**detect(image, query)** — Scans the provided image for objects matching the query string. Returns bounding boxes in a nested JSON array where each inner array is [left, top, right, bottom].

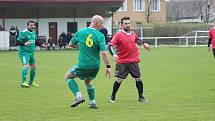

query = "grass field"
[[0, 47, 215, 121]]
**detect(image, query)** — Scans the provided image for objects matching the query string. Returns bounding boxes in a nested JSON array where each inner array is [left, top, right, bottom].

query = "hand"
[[113, 54, 119, 63], [208, 47, 211, 52], [143, 43, 150, 51], [24, 41, 31, 46], [41, 44, 48, 48], [69, 44, 77, 48], [106, 68, 111, 79]]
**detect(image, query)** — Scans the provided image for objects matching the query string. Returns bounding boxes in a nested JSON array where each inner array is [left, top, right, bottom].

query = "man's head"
[[90, 15, 104, 30], [120, 16, 131, 32], [27, 20, 36, 31]]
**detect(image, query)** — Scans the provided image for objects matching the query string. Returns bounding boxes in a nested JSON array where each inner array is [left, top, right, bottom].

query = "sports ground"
[[0, 47, 214, 121]]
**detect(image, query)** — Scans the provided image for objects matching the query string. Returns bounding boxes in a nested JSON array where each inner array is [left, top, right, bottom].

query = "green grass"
[[0, 47, 215, 121]]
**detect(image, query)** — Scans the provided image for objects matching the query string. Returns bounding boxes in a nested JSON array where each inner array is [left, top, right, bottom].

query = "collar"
[[121, 30, 131, 35]]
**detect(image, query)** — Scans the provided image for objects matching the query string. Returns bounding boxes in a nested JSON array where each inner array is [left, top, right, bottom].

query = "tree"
[[145, 0, 153, 23]]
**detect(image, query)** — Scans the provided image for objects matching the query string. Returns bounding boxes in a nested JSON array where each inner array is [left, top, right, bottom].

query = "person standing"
[[9, 25, 17, 46], [108, 16, 150, 103], [65, 15, 111, 109], [100, 26, 108, 45], [16, 20, 45, 87], [208, 19, 215, 58]]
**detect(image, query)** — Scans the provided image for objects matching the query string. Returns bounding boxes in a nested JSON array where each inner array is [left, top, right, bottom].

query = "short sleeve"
[[99, 34, 107, 51], [110, 33, 119, 46], [71, 32, 79, 45], [17, 31, 26, 42]]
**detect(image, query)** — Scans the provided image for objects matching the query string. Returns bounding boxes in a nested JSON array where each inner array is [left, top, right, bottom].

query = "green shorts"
[[70, 64, 99, 80], [19, 54, 36, 65]]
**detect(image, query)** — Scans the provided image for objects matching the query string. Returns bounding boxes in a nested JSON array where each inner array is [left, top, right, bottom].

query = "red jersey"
[[209, 27, 215, 48], [110, 30, 140, 64]]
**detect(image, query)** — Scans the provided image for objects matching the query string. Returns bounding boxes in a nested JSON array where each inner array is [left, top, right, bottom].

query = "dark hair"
[[121, 16, 130, 24], [27, 20, 35, 26]]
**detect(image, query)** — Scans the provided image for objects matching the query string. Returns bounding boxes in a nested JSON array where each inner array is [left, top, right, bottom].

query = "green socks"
[[87, 84, 95, 101], [67, 79, 95, 103], [67, 79, 80, 96], [29, 69, 36, 84], [21, 67, 28, 83]]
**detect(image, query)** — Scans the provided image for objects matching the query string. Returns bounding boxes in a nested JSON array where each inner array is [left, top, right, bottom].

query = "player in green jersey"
[[65, 15, 111, 109], [16, 20, 45, 88]]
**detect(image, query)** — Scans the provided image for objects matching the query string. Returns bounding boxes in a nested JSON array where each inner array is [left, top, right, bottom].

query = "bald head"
[[90, 15, 104, 30], [91, 15, 104, 23]]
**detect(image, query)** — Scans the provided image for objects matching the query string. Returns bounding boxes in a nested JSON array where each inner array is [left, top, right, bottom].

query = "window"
[[133, 0, 144, 11], [150, 0, 160, 12], [118, 0, 127, 11]]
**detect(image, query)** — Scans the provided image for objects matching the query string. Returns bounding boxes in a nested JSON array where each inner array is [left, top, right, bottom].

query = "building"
[[166, 0, 215, 23], [0, 0, 123, 44], [113, 0, 166, 27]]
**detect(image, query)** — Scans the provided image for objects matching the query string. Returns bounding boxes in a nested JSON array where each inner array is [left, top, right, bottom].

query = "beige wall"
[[113, 0, 166, 27]]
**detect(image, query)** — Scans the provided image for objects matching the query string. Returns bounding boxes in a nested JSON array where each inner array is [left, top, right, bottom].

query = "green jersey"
[[71, 27, 106, 68], [17, 28, 37, 55]]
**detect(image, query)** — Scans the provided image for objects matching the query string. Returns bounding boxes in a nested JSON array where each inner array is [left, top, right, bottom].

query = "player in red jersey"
[[208, 19, 215, 58], [108, 16, 150, 103]]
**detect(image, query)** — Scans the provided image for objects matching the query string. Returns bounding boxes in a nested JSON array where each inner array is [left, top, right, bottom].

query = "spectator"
[[9, 25, 17, 46], [15, 26, 19, 38], [100, 26, 108, 45], [66, 32, 72, 45], [47, 37, 55, 50]]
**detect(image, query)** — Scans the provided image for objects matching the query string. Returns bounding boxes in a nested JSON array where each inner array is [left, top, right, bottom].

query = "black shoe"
[[138, 96, 147, 102], [70, 98, 85, 108], [109, 96, 116, 103], [88, 103, 98, 109]]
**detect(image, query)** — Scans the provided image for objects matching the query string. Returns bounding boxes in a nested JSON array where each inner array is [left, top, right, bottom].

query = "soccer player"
[[208, 19, 215, 58], [108, 16, 150, 103], [16, 20, 45, 88], [65, 15, 111, 109]]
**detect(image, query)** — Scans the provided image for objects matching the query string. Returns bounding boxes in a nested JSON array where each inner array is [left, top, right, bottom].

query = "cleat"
[[138, 96, 147, 102], [70, 98, 85, 108], [109, 96, 116, 103], [88, 103, 98, 109], [29, 82, 40, 87], [21, 82, 30, 88]]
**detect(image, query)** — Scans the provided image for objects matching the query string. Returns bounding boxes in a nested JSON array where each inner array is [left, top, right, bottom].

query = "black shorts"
[[115, 62, 141, 79]]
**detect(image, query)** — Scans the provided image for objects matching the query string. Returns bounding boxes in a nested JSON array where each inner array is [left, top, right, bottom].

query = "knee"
[[116, 78, 123, 84], [65, 72, 75, 80], [23, 64, 30, 69], [85, 79, 91, 85], [30, 64, 36, 70], [135, 78, 142, 82]]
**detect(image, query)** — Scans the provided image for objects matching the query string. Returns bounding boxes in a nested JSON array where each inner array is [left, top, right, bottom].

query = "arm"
[[101, 51, 111, 79], [136, 39, 151, 51], [107, 43, 119, 62], [16, 32, 31, 46], [69, 40, 78, 48], [69, 32, 79, 48]]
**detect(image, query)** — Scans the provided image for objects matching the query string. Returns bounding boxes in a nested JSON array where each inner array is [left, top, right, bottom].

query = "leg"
[[213, 48, 215, 59], [20, 55, 30, 87], [85, 79, 97, 109], [65, 67, 85, 107], [29, 64, 39, 86], [129, 63, 146, 102], [110, 64, 128, 102], [28, 55, 39, 86], [21, 64, 30, 87], [110, 78, 123, 103]]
